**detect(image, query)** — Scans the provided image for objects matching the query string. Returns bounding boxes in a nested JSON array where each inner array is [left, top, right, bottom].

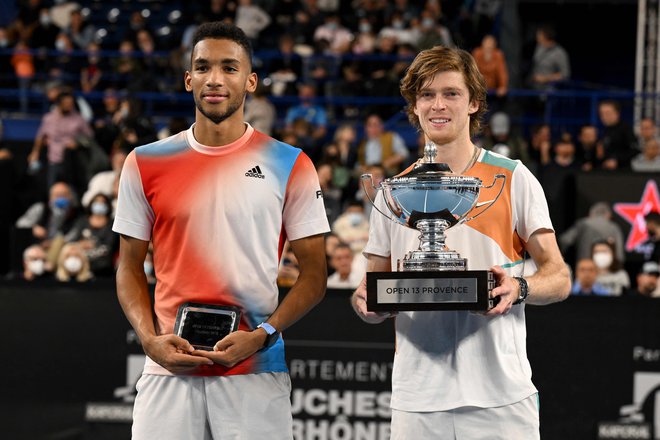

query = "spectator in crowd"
[[143, 243, 156, 284], [627, 261, 660, 297], [284, 83, 328, 142], [16, 181, 82, 248], [317, 163, 343, 225], [276, 242, 300, 288], [55, 242, 93, 282], [80, 42, 105, 94], [560, 201, 625, 264], [21, 243, 52, 281], [356, 113, 409, 176], [65, 8, 95, 50], [481, 112, 530, 164], [44, 80, 93, 122], [640, 212, 660, 263], [28, 90, 94, 188], [332, 200, 370, 256], [356, 163, 385, 218], [526, 123, 551, 172], [29, 7, 59, 52], [10, 39, 35, 113], [472, 34, 508, 99], [268, 34, 303, 96], [591, 240, 630, 296], [327, 242, 362, 289], [415, 9, 454, 50], [112, 39, 142, 91], [49, 32, 82, 86], [571, 258, 610, 296], [235, 0, 272, 45], [528, 24, 570, 90], [636, 117, 658, 151], [69, 193, 117, 277], [598, 100, 637, 170], [313, 13, 352, 54], [324, 231, 341, 276], [538, 136, 580, 233], [630, 138, 660, 172], [576, 124, 602, 171], [377, 11, 416, 46], [351, 18, 377, 56], [244, 81, 276, 135]]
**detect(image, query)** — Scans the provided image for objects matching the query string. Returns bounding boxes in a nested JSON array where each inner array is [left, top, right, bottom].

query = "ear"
[[246, 72, 258, 93], [184, 71, 192, 92], [468, 100, 479, 115]]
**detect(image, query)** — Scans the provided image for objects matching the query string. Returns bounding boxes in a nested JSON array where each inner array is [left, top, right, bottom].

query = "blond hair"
[[55, 243, 94, 282], [400, 45, 488, 136]]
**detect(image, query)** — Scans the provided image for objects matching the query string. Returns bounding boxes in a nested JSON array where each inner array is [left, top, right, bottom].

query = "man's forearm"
[[116, 264, 157, 344]]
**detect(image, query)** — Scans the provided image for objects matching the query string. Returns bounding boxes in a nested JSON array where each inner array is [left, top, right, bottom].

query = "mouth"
[[429, 117, 450, 127], [202, 93, 228, 103]]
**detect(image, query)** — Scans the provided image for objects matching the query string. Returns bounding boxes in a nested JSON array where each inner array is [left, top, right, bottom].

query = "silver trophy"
[[361, 142, 506, 311]]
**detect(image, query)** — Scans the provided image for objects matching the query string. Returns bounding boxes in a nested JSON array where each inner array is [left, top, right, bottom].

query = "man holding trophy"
[[113, 23, 329, 438], [351, 45, 571, 438]]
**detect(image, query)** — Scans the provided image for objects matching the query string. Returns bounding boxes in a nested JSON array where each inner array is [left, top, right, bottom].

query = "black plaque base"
[[366, 270, 495, 311], [174, 303, 241, 350]]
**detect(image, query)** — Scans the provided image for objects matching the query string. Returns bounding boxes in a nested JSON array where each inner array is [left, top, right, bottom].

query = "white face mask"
[[55, 39, 67, 51], [143, 261, 153, 276], [347, 212, 364, 227], [593, 252, 613, 269], [28, 259, 45, 276], [90, 202, 109, 216], [63, 256, 83, 274]]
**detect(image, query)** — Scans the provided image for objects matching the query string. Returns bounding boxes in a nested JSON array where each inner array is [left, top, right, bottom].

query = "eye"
[[224, 66, 238, 73]]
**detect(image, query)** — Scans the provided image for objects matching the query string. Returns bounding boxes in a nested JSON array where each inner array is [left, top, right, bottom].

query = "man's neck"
[[432, 139, 478, 174], [193, 113, 247, 146]]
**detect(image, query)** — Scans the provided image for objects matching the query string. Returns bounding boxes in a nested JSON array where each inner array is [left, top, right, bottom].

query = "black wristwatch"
[[512, 277, 529, 305], [256, 322, 279, 348]]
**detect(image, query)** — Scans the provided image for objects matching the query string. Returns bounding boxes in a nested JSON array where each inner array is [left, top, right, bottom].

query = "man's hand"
[[351, 275, 397, 324], [193, 330, 265, 368], [484, 265, 520, 316], [142, 334, 214, 374]]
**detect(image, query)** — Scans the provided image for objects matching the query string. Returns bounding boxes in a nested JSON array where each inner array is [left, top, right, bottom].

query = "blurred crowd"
[[0, 0, 658, 298]]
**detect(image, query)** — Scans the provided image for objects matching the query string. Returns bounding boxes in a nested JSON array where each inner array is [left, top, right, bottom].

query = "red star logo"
[[613, 180, 660, 251]]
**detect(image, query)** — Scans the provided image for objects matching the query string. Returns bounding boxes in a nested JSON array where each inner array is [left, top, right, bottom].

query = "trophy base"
[[366, 270, 495, 311], [398, 249, 467, 271]]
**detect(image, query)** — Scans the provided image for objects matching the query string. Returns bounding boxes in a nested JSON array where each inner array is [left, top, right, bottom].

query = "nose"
[[206, 66, 224, 87], [431, 95, 447, 111]]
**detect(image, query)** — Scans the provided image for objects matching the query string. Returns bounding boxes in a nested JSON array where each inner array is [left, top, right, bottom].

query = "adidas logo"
[[245, 165, 265, 179]]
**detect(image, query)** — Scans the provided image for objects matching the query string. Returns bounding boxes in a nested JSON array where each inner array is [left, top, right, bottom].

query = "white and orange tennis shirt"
[[365, 149, 554, 412], [113, 124, 330, 376]]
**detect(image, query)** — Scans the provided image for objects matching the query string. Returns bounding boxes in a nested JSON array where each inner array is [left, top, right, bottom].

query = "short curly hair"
[[400, 45, 487, 137], [191, 22, 253, 70]]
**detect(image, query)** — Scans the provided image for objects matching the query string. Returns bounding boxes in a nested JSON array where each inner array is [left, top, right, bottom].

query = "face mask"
[[347, 212, 364, 227], [0, 39, 8, 48], [63, 256, 83, 274], [28, 259, 45, 276], [359, 23, 371, 33], [52, 197, 71, 210], [326, 22, 337, 30], [593, 252, 613, 269], [422, 18, 435, 28], [144, 261, 153, 276], [40, 14, 51, 26], [90, 202, 109, 216], [55, 39, 67, 51], [392, 20, 404, 29]]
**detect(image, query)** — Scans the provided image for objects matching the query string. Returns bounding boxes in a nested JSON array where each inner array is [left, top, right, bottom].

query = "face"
[[185, 38, 256, 125], [644, 140, 660, 159], [576, 259, 598, 286], [640, 119, 656, 140], [413, 71, 478, 146], [579, 126, 598, 146], [58, 95, 75, 113], [598, 103, 619, 126], [637, 273, 658, 295], [330, 247, 353, 275], [365, 115, 384, 139], [50, 182, 72, 202]]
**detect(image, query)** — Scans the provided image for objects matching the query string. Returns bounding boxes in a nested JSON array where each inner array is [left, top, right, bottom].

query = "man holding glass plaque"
[[113, 22, 329, 439], [351, 46, 571, 439]]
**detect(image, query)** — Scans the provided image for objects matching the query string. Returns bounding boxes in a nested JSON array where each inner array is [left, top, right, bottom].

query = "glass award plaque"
[[174, 303, 241, 350]]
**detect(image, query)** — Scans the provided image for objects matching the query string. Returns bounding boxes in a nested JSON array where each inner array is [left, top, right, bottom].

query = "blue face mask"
[[53, 197, 70, 210]]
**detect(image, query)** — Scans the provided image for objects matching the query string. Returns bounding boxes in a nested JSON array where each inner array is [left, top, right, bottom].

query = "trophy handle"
[[463, 174, 506, 223], [360, 174, 398, 223]]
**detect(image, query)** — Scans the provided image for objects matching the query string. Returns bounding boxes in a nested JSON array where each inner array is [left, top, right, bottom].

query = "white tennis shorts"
[[131, 372, 293, 440]]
